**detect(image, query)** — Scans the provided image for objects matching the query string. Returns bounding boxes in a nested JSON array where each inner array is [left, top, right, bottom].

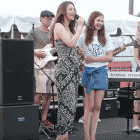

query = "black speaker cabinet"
[[0, 105, 39, 140], [108, 81, 120, 89], [47, 108, 58, 125], [0, 39, 34, 105], [100, 98, 118, 119], [118, 94, 134, 119]]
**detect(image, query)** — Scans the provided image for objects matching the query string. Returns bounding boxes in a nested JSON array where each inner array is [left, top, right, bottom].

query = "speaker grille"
[[0, 39, 34, 105]]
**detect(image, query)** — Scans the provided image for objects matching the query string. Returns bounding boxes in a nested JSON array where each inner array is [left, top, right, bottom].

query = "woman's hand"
[[79, 64, 83, 71], [85, 56, 94, 64], [77, 17, 85, 27], [77, 46, 85, 59]]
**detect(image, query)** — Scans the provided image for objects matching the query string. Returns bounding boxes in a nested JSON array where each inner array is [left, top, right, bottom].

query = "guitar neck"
[[113, 47, 121, 52], [113, 41, 135, 56]]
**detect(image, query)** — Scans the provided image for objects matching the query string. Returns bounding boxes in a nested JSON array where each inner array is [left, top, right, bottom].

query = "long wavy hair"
[[136, 21, 140, 40], [85, 11, 106, 46], [49, 1, 77, 46]]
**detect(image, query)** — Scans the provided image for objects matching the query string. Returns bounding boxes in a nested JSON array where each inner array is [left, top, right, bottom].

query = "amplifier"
[[0, 105, 39, 140], [118, 95, 134, 119], [104, 89, 118, 98], [100, 98, 118, 119], [108, 81, 120, 89]]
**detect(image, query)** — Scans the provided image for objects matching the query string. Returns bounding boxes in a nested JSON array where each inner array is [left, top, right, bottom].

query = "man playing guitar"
[[25, 10, 57, 127]]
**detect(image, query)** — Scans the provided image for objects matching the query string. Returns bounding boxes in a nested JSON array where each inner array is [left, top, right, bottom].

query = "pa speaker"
[[0, 39, 34, 106], [0, 105, 39, 140]]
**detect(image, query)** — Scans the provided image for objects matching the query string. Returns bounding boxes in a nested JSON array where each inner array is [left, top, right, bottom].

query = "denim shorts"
[[81, 65, 108, 94]]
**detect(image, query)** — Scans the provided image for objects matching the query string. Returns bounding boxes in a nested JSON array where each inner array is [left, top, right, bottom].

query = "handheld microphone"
[[75, 14, 90, 28]]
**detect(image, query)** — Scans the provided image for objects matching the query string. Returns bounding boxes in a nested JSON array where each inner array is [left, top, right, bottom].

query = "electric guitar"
[[113, 39, 137, 56], [34, 47, 58, 69]]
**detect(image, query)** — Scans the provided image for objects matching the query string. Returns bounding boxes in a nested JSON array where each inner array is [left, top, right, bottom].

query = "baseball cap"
[[40, 10, 55, 17]]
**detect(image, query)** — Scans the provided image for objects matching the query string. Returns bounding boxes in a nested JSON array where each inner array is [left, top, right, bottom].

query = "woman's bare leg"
[[133, 89, 140, 128], [84, 88, 95, 140], [90, 90, 104, 140]]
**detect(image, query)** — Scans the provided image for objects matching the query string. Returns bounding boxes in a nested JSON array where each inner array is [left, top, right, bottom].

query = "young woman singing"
[[49, 1, 85, 140]]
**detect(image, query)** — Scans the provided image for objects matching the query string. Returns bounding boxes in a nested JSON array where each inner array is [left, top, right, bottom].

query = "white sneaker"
[[78, 116, 101, 123], [98, 118, 101, 123], [78, 116, 84, 123], [132, 126, 140, 131]]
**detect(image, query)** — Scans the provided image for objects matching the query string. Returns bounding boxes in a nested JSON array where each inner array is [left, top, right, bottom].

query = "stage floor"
[[39, 117, 140, 140]]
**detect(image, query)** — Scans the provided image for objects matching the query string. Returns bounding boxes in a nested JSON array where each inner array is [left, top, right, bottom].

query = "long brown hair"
[[49, 1, 77, 46], [85, 11, 106, 46]]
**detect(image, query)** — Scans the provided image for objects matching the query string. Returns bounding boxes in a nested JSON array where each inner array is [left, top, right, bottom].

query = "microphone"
[[75, 14, 90, 28]]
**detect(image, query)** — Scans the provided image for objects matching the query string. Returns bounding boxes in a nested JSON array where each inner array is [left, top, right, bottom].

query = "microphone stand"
[[32, 23, 57, 137], [34, 61, 56, 137]]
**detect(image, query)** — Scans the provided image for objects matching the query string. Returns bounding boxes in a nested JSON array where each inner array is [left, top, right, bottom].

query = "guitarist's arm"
[[134, 41, 140, 70], [34, 43, 53, 57], [113, 45, 126, 56]]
